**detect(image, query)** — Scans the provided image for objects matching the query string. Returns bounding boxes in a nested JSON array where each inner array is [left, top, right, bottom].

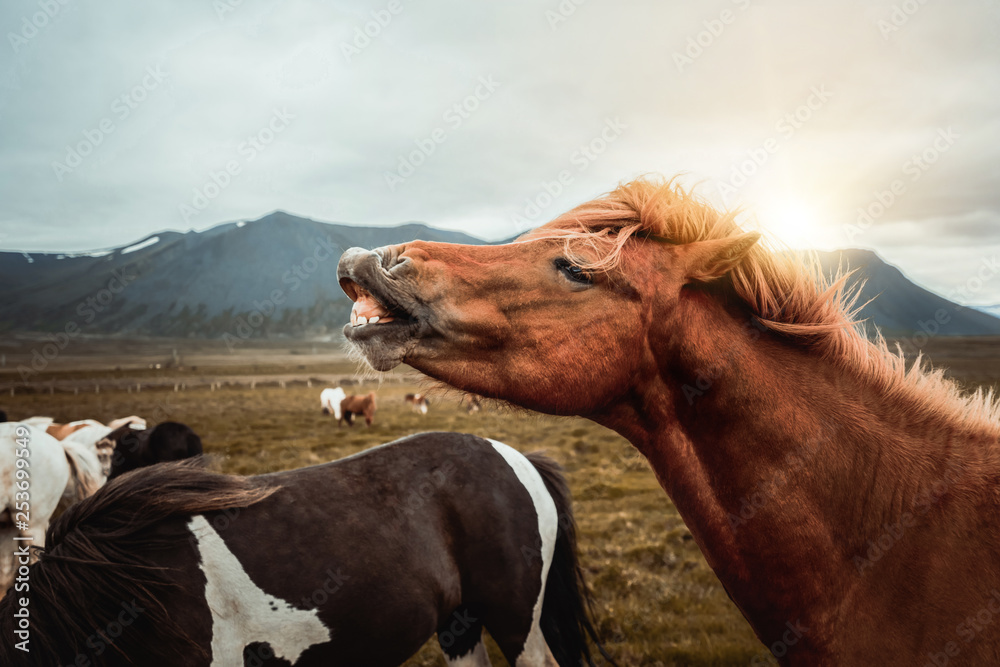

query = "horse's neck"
[[599, 296, 981, 647]]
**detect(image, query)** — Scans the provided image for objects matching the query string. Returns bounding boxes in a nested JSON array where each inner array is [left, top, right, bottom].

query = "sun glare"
[[753, 197, 831, 250]]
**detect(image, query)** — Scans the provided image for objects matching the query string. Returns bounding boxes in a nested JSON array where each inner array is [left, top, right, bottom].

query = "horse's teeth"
[[357, 316, 368, 326], [369, 316, 380, 324]]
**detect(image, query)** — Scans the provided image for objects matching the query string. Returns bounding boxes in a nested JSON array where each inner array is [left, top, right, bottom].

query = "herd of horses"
[[2, 176, 999, 665], [0, 414, 204, 595], [318, 387, 479, 428]]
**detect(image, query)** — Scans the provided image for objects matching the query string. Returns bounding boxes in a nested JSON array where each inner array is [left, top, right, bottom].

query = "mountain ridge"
[[1, 212, 998, 339]]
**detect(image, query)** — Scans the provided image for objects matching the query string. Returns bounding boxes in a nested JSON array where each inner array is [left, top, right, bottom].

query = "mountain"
[[1, 216, 998, 339], [815, 249, 1000, 337], [977, 304, 1000, 319], [0, 212, 487, 338]]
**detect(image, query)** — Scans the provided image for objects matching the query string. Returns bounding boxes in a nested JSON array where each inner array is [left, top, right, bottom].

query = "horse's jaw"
[[338, 247, 433, 372]]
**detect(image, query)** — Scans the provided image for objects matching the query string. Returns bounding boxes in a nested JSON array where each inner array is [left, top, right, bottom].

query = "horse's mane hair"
[[0, 459, 276, 665], [524, 176, 1000, 437]]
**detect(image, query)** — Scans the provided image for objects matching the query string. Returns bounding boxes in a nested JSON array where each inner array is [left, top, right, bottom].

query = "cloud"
[[0, 0, 998, 302]]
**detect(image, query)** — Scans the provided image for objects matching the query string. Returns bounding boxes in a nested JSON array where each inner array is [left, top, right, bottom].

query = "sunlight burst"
[[754, 197, 830, 250]]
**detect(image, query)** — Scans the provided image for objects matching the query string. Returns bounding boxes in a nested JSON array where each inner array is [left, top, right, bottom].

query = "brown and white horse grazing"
[[338, 177, 1000, 665], [405, 393, 430, 414], [0, 433, 610, 666], [319, 387, 346, 419], [339, 391, 377, 427]]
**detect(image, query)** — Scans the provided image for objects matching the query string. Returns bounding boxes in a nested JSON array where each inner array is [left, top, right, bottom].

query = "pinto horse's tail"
[[526, 453, 616, 667], [0, 459, 276, 666]]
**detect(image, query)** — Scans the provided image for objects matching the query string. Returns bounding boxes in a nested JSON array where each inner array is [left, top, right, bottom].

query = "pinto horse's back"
[[0, 433, 607, 666]]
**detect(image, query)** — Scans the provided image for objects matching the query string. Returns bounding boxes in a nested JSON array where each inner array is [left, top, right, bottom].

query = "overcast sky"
[[2, 0, 999, 306]]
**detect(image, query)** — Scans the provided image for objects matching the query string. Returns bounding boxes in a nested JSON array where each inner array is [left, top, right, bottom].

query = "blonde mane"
[[524, 176, 1000, 437]]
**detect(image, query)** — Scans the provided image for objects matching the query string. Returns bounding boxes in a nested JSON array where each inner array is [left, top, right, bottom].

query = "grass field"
[[3, 336, 1000, 665]]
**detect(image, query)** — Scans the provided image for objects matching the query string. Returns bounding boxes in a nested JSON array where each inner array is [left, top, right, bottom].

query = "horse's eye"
[[554, 258, 593, 285]]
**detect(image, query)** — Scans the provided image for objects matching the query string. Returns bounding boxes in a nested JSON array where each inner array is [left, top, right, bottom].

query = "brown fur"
[[45, 422, 93, 441], [339, 391, 377, 427]]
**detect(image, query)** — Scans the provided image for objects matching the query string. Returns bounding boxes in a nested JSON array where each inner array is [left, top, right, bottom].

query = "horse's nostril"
[[375, 246, 409, 273]]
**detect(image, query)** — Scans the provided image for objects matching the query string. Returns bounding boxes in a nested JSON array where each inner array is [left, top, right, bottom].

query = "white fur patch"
[[445, 640, 492, 666], [487, 440, 558, 666], [188, 515, 331, 666], [320, 387, 346, 420]]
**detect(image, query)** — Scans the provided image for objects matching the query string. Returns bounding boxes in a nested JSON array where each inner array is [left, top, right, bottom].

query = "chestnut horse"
[[338, 177, 1000, 665], [340, 391, 377, 427]]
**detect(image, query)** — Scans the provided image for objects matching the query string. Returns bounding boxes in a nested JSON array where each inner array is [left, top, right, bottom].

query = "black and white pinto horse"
[[0, 433, 610, 666]]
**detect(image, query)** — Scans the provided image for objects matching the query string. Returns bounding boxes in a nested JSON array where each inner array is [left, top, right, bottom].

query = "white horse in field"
[[320, 387, 346, 420], [0, 422, 105, 596]]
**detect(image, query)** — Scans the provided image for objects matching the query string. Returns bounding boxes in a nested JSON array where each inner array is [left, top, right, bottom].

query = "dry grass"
[[4, 380, 762, 665], [5, 336, 999, 665]]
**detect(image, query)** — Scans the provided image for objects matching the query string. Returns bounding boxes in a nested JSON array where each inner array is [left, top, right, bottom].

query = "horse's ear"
[[679, 232, 760, 283]]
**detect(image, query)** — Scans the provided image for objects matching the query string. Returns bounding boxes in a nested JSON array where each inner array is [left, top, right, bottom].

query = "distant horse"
[[338, 176, 1000, 664], [339, 391, 376, 427], [0, 433, 611, 666], [100, 421, 204, 480], [319, 387, 346, 419], [462, 395, 483, 414], [0, 423, 103, 596], [405, 393, 429, 414]]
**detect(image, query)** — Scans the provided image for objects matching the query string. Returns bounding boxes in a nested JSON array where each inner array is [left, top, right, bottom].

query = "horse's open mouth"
[[338, 247, 428, 370], [339, 280, 416, 332]]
